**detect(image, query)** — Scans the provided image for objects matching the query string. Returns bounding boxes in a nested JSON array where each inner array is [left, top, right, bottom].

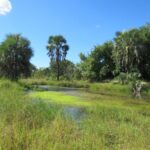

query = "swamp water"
[[31, 85, 87, 123]]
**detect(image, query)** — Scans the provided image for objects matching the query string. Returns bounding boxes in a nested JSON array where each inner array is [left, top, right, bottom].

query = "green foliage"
[[113, 24, 150, 80], [50, 60, 75, 80], [1, 21, 150, 150], [75, 23, 150, 81], [0, 34, 33, 80], [77, 42, 115, 81], [79, 52, 87, 61], [46, 35, 69, 80], [99, 65, 111, 79], [128, 72, 144, 98], [91, 42, 115, 80], [32, 67, 50, 78], [118, 72, 128, 84]]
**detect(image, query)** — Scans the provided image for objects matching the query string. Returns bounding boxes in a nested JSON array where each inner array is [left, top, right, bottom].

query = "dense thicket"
[[76, 42, 115, 81]]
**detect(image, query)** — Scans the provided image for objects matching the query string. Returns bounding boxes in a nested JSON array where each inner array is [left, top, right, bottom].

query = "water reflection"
[[64, 106, 86, 123], [32, 85, 86, 122], [33, 85, 82, 97]]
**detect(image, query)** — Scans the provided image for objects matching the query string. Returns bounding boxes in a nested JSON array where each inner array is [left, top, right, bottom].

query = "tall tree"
[[113, 29, 140, 73], [90, 42, 115, 80], [137, 24, 150, 79], [46, 35, 69, 80], [113, 24, 150, 79], [0, 34, 33, 80]]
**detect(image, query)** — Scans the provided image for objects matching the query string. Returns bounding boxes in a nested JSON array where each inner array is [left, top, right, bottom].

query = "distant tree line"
[[0, 23, 150, 81]]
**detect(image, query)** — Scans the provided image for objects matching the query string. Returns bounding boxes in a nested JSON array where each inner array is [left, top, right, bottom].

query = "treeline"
[[0, 23, 150, 81], [33, 23, 150, 81], [76, 23, 150, 81]]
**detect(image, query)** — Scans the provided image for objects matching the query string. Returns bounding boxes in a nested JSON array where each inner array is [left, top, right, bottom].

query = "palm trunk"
[[56, 48, 60, 81], [57, 61, 60, 81]]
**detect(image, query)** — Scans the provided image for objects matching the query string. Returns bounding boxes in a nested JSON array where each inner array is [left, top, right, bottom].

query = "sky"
[[0, 0, 150, 68]]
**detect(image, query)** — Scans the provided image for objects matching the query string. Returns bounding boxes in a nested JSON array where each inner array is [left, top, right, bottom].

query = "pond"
[[31, 85, 87, 122], [30, 85, 150, 123]]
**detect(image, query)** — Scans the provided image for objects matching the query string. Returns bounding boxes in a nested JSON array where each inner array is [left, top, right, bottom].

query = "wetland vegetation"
[[0, 23, 150, 149], [0, 80, 150, 149]]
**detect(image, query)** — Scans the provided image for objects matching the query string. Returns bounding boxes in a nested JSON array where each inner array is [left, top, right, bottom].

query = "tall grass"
[[20, 78, 150, 98], [0, 79, 150, 149], [0, 80, 60, 149], [19, 78, 131, 98], [19, 78, 90, 89], [29, 89, 150, 149]]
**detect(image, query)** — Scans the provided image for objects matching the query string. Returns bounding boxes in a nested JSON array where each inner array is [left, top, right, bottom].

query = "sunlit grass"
[[29, 90, 150, 149], [29, 90, 150, 110], [29, 91, 92, 106], [19, 78, 90, 88], [20, 78, 150, 98], [0, 79, 150, 149]]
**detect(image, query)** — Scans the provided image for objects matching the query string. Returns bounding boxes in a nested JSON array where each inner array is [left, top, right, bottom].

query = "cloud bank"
[[0, 0, 12, 15]]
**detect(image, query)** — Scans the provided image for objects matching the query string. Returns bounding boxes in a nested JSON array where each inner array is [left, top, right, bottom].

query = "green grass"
[[30, 91, 92, 106], [89, 82, 130, 96], [19, 78, 90, 89], [0, 79, 150, 149], [29, 89, 150, 149], [19, 78, 150, 97]]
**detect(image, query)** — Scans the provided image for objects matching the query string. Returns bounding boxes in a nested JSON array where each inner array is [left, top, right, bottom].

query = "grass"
[[19, 78, 150, 97], [0, 79, 150, 149], [30, 91, 92, 106], [19, 78, 90, 89], [89, 82, 130, 97], [29, 88, 150, 149], [0, 80, 60, 149]]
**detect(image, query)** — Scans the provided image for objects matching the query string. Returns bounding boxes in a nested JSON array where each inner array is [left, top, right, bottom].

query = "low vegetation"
[[19, 78, 90, 89], [0, 80, 150, 149], [19, 78, 150, 97]]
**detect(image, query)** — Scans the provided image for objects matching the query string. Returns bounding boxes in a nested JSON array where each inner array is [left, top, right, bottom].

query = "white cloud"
[[0, 0, 12, 15]]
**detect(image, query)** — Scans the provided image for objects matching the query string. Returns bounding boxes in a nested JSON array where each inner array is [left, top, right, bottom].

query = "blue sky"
[[0, 0, 150, 68]]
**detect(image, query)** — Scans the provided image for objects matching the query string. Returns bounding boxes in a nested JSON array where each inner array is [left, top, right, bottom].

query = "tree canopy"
[[0, 34, 33, 80], [113, 24, 150, 79]]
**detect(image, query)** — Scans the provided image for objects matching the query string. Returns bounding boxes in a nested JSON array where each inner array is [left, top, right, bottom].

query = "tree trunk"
[[56, 48, 60, 81], [57, 61, 60, 81]]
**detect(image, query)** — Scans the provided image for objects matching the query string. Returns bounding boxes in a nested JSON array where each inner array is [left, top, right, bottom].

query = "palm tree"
[[46, 35, 69, 80], [0, 34, 33, 80], [114, 29, 140, 73]]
